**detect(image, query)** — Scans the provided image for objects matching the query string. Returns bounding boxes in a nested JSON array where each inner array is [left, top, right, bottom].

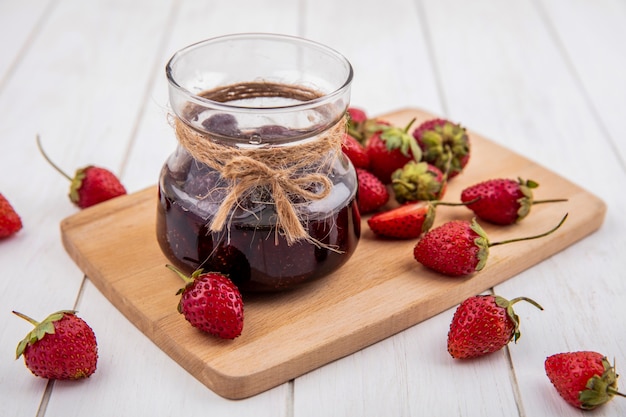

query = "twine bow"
[[173, 117, 345, 246]]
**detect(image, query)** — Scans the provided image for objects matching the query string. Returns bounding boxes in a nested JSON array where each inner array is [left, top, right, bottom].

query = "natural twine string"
[[173, 114, 346, 247]]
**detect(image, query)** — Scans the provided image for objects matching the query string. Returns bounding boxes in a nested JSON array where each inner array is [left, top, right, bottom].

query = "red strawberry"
[[367, 198, 470, 239], [461, 178, 567, 225], [341, 133, 370, 169], [545, 351, 626, 410], [167, 265, 244, 339], [37, 135, 126, 208], [412, 118, 470, 179], [391, 161, 446, 203], [346, 107, 374, 144], [366, 119, 422, 183], [447, 294, 543, 359], [368, 201, 436, 239], [13, 310, 98, 379], [413, 214, 568, 276], [0, 193, 22, 238], [356, 168, 389, 214], [347, 107, 367, 124]]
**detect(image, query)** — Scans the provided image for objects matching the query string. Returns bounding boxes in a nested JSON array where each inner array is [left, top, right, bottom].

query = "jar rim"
[[165, 33, 354, 114]]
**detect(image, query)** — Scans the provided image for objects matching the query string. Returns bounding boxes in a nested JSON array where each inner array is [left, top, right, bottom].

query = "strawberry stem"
[[36, 134, 73, 181], [508, 296, 544, 311], [608, 387, 626, 398], [489, 213, 568, 247], [165, 264, 194, 285], [12, 311, 40, 326], [434, 197, 480, 207], [532, 198, 568, 205], [402, 118, 423, 163], [403, 118, 417, 134]]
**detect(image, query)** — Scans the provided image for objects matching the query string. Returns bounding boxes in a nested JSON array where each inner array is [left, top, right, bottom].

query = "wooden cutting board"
[[60, 108, 606, 400]]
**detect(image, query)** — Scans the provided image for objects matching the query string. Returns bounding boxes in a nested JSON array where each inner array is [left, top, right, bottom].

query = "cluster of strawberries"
[[343, 107, 624, 411]]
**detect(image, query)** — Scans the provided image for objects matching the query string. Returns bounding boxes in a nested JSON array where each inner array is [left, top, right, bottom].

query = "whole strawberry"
[[461, 177, 567, 225], [167, 265, 244, 339], [356, 168, 389, 214], [37, 135, 126, 208], [366, 119, 422, 183], [447, 294, 543, 359], [13, 310, 98, 379], [413, 214, 567, 276], [391, 161, 446, 203], [545, 351, 626, 410], [412, 118, 470, 179], [0, 193, 22, 238], [341, 133, 370, 169]]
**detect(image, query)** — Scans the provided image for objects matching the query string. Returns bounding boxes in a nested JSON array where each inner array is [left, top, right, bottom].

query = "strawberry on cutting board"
[[366, 119, 422, 184], [447, 294, 543, 359], [356, 168, 389, 214], [167, 265, 244, 339], [545, 351, 626, 410], [391, 161, 446, 203], [461, 177, 567, 225], [346, 107, 369, 144], [368, 201, 436, 239], [341, 133, 370, 169], [367, 199, 470, 239], [13, 310, 98, 379], [37, 135, 126, 208], [0, 193, 22, 238], [413, 214, 568, 276], [412, 118, 470, 179]]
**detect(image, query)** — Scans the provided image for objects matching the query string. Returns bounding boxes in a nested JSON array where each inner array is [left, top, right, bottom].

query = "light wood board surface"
[[60, 108, 605, 400]]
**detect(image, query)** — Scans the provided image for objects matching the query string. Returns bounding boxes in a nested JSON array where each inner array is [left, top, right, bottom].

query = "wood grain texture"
[[59, 108, 606, 399]]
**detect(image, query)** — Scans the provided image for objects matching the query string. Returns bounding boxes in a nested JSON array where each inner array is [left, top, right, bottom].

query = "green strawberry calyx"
[[391, 161, 443, 203], [165, 264, 205, 313], [470, 218, 490, 272], [516, 177, 568, 221], [419, 122, 469, 173], [516, 178, 537, 220], [579, 357, 626, 409], [493, 296, 543, 343], [379, 119, 422, 162], [69, 167, 93, 204], [13, 310, 76, 359]]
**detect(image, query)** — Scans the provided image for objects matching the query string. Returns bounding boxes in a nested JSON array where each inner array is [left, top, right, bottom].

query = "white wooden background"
[[1, 0, 625, 416]]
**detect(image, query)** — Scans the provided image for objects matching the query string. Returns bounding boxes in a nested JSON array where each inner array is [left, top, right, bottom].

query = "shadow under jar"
[[157, 33, 360, 292]]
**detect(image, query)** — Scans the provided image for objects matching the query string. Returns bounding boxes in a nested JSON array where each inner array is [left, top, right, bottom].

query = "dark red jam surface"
[[156, 171, 360, 292]]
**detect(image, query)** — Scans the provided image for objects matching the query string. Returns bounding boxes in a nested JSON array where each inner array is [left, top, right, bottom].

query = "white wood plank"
[[535, 0, 626, 164], [0, 0, 51, 83], [300, 0, 443, 116]]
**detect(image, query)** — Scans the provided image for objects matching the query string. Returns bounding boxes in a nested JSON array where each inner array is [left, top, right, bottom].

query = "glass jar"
[[157, 33, 360, 292]]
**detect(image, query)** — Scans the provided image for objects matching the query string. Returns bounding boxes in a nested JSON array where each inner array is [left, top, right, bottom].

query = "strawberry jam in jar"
[[157, 34, 360, 292]]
